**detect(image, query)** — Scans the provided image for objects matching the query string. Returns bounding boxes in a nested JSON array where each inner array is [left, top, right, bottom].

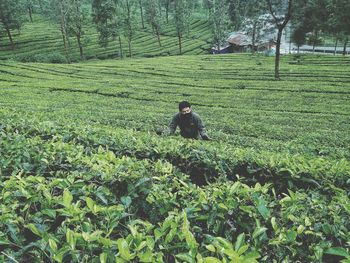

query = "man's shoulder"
[[191, 112, 201, 120], [172, 112, 180, 119]]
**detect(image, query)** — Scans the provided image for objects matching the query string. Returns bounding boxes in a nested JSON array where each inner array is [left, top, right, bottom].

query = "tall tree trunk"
[[178, 32, 182, 55], [61, 28, 70, 63], [165, 0, 170, 23], [139, 0, 145, 29], [60, 3, 70, 63], [251, 20, 257, 54], [156, 29, 162, 47], [28, 6, 33, 22], [5, 27, 15, 50], [118, 36, 123, 59], [297, 45, 300, 53], [266, 0, 292, 80], [128, 40, 132, 57], [274, 28, 283, 80], [289, 29, 292, 54], [334, 37, 338, 55], [76, 33, 84, 60], [312, 31, 318, 53], [343, 37, 348, 56]]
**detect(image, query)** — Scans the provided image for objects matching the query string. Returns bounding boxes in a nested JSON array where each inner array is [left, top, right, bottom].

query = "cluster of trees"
[[0, 0, 349, 79], [0, 0, 201, 60], [291, 0, 350, 55], [0, 0, 90, 62]]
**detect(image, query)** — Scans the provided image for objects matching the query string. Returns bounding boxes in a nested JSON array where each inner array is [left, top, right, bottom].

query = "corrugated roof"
[[228, 32, 251, 46], [228, 31, 275, 46]]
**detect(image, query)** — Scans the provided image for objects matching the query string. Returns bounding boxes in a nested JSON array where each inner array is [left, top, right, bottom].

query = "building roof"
[[228, 31, 276, 47], [228, 32, 251, 46]]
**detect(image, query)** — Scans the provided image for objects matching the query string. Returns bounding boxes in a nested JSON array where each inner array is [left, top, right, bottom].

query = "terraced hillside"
[[0, 54, 350, 262], [0, 16, 212, 62]]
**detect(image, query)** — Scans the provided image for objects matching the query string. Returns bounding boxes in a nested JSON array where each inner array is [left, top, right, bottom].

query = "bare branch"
[[266, 0, 278, 24], [281, 0, 293, 28]]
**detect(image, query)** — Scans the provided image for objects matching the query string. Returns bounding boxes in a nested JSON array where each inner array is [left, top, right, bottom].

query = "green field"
[[0, 15, 212, 62], [1, 54, 350, 262]]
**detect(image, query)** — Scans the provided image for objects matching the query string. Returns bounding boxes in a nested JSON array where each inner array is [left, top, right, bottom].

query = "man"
[[168, 101, 210, 140]]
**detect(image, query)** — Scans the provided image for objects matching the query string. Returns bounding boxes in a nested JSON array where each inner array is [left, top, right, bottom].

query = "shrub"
[[14, 52, 67, 63]]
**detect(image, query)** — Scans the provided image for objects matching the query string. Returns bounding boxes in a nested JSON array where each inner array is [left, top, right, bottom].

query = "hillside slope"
[[0, 15, 212, 62]]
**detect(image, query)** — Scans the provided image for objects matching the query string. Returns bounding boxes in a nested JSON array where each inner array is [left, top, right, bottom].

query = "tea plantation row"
[[0, 54, 349, 159], [0, 54, 350, 262], [0, 16, 211, 62], [1, 110, 349, 262]]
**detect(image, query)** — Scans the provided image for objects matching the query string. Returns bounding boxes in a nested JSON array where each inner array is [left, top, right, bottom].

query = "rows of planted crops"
[[0, 53, 350, 262], [0, 16, 211, 63]]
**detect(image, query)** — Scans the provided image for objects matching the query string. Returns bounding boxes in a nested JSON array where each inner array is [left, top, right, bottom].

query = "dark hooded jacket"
[[168, 112, 208, 139]]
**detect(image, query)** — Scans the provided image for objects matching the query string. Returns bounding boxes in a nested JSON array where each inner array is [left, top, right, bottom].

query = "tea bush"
[[0, 54, 349, 262]]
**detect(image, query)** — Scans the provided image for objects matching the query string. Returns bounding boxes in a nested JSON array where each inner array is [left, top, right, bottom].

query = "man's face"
[[181, 107, 191, 115]]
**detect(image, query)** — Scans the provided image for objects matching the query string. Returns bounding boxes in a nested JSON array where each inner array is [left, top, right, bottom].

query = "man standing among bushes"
[[167, 101, 210, 140]]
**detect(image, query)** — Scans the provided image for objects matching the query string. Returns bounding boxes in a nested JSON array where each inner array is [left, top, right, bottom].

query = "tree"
[[205, 0, 229, 53], [160, 0, 173, 23], [244, 0, 268, 53], [0, 0, 24, 50], [138, 0, 145, 29], [92, 0, 124, 59], [174, 0, 185, 54], [266, 0, 293, 80], [144, 0, 163, 47], [302, 0, 328, 52], [120, 0, 136, 57], [26, 0, 34, 22], [173, 0, 193, 54], [291, 26, 306, 53], [68, 0, 88, 60], [226, 0, 246, 30], [37, 0, 48, 13], [48, 0, 71, 62], [326, 0, 350, 55]]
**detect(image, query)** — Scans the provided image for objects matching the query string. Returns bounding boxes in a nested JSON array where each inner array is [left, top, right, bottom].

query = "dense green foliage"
[[0, 53, 349, 262]]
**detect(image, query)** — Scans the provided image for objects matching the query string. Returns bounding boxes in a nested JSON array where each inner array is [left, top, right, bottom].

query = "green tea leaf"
[[100, 252, 108, 263], [286, 230, 297, 242], [297, 225, 305, 234], [257, 199, 270, 220], [237, 244, 249, 255], [245, 250, 260, 259], [86, 197, 95, 212], [49, 238, 58, 252], [0, 239, 10, 246], [139, 249, 153, 262], [206, 244, 216, 253], [235, 233, 245, 251], [176, 253, 195, 263], [271, 217, 278, 231], [42, 209, 56, 219], [324, 247, 350, 258], [203, 257, 221, 263], [117, 238, 134, 260], [252, 227, 267, 240], [66, 229, 76, 250], [216, 237, 233, 250], [63, 189, 73, 208], [26, 223, 41, 237]]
